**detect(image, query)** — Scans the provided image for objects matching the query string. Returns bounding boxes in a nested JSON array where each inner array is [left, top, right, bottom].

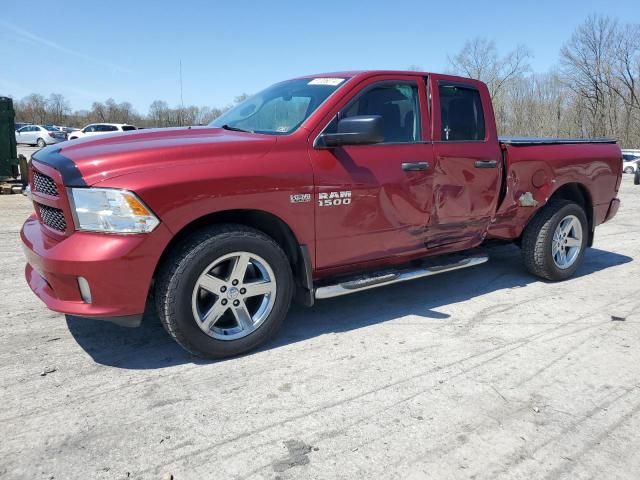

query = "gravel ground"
[[1, 167, 639, 479]]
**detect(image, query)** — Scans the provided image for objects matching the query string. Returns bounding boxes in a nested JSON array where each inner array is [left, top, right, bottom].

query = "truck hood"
[[31, 127, 277, 186]]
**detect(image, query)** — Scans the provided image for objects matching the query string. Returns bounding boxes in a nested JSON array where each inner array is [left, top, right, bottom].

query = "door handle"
[[402, 162, 430, 171], [474, 160, 498, 168]]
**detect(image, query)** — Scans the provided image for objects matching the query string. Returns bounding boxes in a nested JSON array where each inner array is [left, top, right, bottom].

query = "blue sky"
[[1, 0, 638, 114]]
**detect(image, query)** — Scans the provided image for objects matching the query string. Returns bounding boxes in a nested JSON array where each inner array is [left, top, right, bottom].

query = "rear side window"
[[439, 84, 485, 141], [121, 125, 136, 131]]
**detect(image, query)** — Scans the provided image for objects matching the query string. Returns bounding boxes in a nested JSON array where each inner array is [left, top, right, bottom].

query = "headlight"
[[69, 188, 159, 233]]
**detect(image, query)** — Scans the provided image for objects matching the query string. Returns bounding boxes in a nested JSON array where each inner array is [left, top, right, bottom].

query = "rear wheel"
[[36, 138, 46, 148], [521, 200, 588, 281], [624, 166, 634, 174], [155, 224, 293, 358]]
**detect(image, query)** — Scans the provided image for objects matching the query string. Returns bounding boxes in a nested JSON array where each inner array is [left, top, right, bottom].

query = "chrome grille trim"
[[33, 170, 59, 197], [38, 204, 67, 232]]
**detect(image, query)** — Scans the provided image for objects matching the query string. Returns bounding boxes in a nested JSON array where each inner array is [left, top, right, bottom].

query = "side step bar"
[[314, 254, 489, 300]]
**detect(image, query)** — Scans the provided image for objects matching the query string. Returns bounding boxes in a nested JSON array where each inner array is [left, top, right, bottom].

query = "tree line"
[[448, 15, 640, 148], [8, 15, 640, 147], [13, 92, 248, 129]]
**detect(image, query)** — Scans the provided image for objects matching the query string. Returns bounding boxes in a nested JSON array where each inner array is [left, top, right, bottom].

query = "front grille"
[[33, 170, 59, 196], [38, 204, 67, 232]]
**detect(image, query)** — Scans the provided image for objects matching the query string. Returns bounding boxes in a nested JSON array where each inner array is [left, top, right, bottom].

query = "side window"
[[439, 84, 485, 141], [329, 82, 420, 143], [105, 125, 118, 132], [83, 125, 94, 133]]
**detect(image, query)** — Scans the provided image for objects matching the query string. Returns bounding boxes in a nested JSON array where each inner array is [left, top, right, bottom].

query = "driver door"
[[309, 76, 434, 270]]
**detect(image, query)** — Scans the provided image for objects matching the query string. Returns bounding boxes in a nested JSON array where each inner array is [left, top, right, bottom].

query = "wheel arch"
[[545, 182, 594, 246], [154, 209, 313, 305]]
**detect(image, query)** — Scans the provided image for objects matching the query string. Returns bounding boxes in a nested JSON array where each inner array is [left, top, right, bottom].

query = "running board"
[[314, 254, 489, 300]]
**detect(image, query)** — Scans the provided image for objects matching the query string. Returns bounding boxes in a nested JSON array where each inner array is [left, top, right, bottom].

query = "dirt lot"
[[1, 166, 639, 479]]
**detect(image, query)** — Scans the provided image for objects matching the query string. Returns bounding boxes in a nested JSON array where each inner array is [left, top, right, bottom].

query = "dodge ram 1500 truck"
[[21, 71, 622, 358]]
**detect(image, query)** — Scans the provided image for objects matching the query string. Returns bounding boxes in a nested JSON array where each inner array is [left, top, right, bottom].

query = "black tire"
[[155, 224, 293, 359], [37, 138, 46, 148], [521, 199, 588, 281], [624, 166, 634, 174]]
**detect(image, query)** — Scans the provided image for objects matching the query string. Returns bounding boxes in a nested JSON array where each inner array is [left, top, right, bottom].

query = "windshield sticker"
[[308, 78, 345, 86]]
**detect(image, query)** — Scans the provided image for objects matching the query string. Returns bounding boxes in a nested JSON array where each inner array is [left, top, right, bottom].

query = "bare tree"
[[91, 101, 107, 122], [19, 94, 48, 124], [148, 100, 169, 127], [448, 37, 531, 132], [560, 15, 619, 137], [46, 93, 71, 125], [448, 38, 531, 99]]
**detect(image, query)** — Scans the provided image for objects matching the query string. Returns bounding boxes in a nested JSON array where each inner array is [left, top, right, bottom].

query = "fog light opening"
[[77, 277, 92, 304]]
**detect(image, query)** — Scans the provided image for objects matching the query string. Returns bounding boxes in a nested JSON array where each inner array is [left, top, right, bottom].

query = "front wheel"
[[624, 166, 634, 174], [155, 224, 293, 358], [521, 200, 588, 281]]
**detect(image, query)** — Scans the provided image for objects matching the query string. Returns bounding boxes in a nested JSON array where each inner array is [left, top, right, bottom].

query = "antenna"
[[179, 59, 184, 108]]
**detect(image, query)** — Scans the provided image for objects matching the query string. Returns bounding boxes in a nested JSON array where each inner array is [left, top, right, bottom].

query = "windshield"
[[210, 77, 349, 135]]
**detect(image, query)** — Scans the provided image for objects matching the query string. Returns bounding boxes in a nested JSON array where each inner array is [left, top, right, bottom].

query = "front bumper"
[[21, 215, 172, 319]]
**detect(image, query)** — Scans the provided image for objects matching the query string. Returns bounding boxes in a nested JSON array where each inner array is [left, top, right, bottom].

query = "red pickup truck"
[[21, 71, 622, 358]]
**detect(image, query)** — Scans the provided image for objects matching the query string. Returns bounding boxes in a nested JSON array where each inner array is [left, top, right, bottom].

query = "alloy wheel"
[[191, 252, 277, 340], [551, 214, 583, 269]]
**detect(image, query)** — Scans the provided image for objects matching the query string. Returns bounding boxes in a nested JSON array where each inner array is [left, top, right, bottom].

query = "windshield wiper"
[[220, 124, 253, 133]]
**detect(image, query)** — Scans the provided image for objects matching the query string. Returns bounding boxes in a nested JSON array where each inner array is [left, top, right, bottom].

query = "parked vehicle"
[[15, 124, 66, 147], [60, 126, 80, 135], [21, 71, 622, 358], [622, 152, 640, 173], [68, 123, 137, 140]]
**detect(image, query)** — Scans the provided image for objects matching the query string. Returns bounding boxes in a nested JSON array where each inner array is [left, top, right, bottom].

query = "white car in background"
[[15, 125, 67, 147], [69, 123, 137, 140], [622, 150, 640, 174]]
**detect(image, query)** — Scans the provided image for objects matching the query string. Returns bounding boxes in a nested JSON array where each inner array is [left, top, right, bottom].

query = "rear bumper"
[[21, 215, 172, 319]]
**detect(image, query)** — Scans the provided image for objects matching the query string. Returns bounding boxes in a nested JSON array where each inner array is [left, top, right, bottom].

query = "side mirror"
[[316, 115, 384, 148]]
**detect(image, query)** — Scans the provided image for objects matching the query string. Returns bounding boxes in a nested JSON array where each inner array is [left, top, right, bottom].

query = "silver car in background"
[[15, 125, 66, 147]]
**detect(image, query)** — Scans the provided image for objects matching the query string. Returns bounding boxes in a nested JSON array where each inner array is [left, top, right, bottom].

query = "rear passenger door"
[[428, 78, 502, 249]]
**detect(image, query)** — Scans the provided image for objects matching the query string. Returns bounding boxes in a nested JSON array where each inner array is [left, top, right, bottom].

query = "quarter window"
[[439, 85, 485, 141]]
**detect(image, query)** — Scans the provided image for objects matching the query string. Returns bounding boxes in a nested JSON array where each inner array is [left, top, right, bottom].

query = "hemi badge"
[[290, 193, 311, 203]]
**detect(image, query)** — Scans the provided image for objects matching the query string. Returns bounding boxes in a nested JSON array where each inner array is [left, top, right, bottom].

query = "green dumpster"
[[0, 97, 19, 180]]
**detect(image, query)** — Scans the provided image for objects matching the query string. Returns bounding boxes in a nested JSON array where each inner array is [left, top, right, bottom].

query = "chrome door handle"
[[402, 162, 430, 171], [474, 160, 498, 168]]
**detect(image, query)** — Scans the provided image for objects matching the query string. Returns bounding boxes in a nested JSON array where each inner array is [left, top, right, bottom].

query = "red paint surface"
[[21, 71, 622, 317]]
